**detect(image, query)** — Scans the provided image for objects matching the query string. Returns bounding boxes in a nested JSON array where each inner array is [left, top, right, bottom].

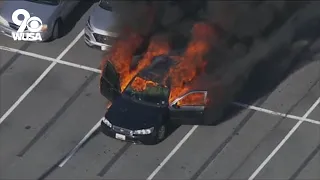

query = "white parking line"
[[60, 99, 320, 171], [0, 30, 84, 125], [146, 100, 320, 180], [147, 125, 198, 180], [1, 40, 319, 176], [248, 97, 320, 180], [0, 45, 101, 73], [233, 102, 320, 125], [58, 117, 102, 167]]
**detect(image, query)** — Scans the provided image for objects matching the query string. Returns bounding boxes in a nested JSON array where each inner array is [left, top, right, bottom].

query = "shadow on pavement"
[[218, 18, 320, 125]]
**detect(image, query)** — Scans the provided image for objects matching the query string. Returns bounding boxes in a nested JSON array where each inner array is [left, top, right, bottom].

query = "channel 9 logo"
[[11, 9, 43, 41]]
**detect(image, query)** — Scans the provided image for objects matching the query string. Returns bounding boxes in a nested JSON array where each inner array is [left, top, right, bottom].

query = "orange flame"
[[101, 29, 143, 92], [167, 22, 215, 102], [101, 22, 215, 104], [131, 76, 159, 92], [101, 32, 170, 92]]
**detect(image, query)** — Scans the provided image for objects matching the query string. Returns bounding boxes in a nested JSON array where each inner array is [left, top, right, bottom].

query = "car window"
[[176, 92, 205, 106], [99, 0, 112, 11], [123, 76, 169, 106], [24, 0, 60, 6]]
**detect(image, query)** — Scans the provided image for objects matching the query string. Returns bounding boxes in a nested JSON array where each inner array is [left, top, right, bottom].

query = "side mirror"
[[172, 103, 180, 109]]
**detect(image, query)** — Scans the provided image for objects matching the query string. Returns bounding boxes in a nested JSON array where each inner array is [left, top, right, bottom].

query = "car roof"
[[138, 55, 177, 85]]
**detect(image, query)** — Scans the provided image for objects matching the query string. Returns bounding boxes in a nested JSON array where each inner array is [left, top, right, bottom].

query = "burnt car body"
[[100, 55, 208, 144]]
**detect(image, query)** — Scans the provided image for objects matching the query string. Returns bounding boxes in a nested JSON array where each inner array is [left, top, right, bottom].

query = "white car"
[[84, 0, 118, 51]]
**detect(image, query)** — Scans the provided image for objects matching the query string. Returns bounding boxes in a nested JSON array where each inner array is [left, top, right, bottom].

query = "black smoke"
[[106, 0, 318, 125]]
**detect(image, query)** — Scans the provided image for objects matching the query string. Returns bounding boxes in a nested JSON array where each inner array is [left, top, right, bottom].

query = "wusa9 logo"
[[11, 9, 44, 41]]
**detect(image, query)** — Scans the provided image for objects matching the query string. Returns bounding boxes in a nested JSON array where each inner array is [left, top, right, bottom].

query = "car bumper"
[[84, 25, 112, 51], [100, 121, 157, 144], [0, 24, 50, 41]]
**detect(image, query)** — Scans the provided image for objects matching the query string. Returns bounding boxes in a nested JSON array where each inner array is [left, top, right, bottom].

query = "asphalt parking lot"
[[0, 3, 319, 180]]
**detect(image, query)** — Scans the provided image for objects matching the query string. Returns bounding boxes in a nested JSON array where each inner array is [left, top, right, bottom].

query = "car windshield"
[[99, 0, 112, 11], [123, 77, 169, 106], [24, 0, 60, 5]]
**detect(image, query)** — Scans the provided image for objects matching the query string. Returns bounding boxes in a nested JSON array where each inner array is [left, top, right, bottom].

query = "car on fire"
[[100, 54, 209, 144]]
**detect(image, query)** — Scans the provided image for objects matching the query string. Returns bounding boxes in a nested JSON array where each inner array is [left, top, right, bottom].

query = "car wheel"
[[156, 125, 166, 142], [52, 19, 62, 40]]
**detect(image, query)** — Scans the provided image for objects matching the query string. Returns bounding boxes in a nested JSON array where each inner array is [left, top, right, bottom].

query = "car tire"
[[156, 125, 166, 143], [52, 19, 62, 40]]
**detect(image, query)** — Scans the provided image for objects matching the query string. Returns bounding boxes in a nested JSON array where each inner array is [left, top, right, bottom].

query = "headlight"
[[0, 15, 9, 27], [102, 117, 112, 127], [133, 127, 154, 135]]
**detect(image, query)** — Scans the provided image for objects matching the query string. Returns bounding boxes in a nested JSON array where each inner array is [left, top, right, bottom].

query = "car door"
[[100, 61, 121, 102], [169, 90, 208, 125]]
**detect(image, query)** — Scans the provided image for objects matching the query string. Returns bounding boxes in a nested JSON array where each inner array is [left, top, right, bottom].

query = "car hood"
[[0, 1, 58, 25], [105, 96, 166, 130], [89, 5, 118, 33]]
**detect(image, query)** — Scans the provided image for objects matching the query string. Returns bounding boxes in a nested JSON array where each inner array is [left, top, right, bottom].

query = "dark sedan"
[[100, 55, 208, 144]]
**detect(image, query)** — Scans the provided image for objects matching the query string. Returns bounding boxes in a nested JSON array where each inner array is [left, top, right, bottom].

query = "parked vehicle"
[[0, 0, 80, 41], [84, 0, 118, 51], [100, 55, 208, 144]]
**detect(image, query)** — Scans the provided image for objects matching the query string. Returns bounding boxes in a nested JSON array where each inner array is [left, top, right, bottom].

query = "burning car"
[[99, 22, 218, 144], [100, 54, 208, 144]]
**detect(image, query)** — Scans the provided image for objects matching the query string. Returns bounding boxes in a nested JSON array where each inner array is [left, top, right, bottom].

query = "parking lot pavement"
[[224, 103, 317, 180], [94, 126, 193, 180], [60, 38, 104, 71], [190, 60, 320, 180], [53, 4, 104, 71], [23, 30, 84, 59], [0, 10, 89, 121], [308, 82, 320, 120], [48, 126, 194, 179], [22, 14, 91, 59], [0, 37, 30, 73], [246, 121, 319, 180], [0, 35, 27, 50], [0, 37, 319, 180], [258, 60, 320, 116], [0, 51, 50, 117], [148, 108, 250, 180], [0, 49, 18, 69], [0, 65, 96, 179], [46, 133, 125, 180], [294, 146, 320, 180], [309, 105, 320, 121]]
